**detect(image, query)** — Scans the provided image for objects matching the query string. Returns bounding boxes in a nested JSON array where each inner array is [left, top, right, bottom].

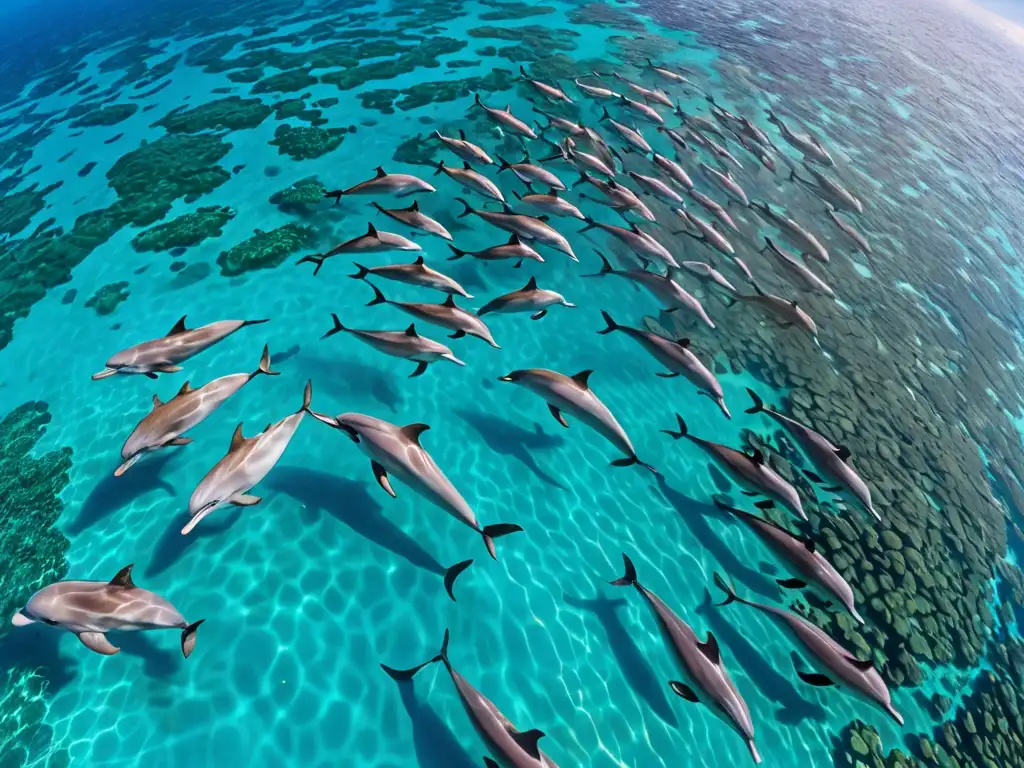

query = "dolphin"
[[382, 630, 557, 766], [826, 207, 871, 254], [573, 173, 654, 220], [578, 127, 618, 171], [653, 153, 694, 189], [674, 106, 727, 140], [725, 282, 818, 337], [675, 209, 735, 256], [580, 219, 678, 269], [520, 66, 572, 103], [616, 94, 664, 124], [297, 223, 420, 276], [325, 166, 435, 200], [434, 160, 504, 202], [498, 368, 656, 472], [674, 262, 739, 296], [646, 58, 692, 84], [735, 132, 777, 172], [588, 254, 714, 328], [628, 171, 684, 205], [11, 564, 203, 657], [713, 573, 902, 725], [713, 499, 863, 623], [184, 381, 313, 535], [309, 413, 522, 559], [512, 189, 585, 220], [759, 238, 835, 298], [447, 234, 544, 267], [477, 277, 575, 321], [92, 316, 269, 380], [612, 74, 674, 108], [533, 108, 587, 136], [662, 414, 805, 519], [322, 317, 465, 377], [745, 389, 878, 521], [349, 256, 473, 298], [700, 163, 749, 206], [598, 311, 729, 418], [789, 167, 862, 214], [749, 201, 829, 263], [116, 345, 278, 476], [599, 108, 652, 153], [455, 198, 576, 261], [497, 153, 566, 191], [706, 97, 774, 150], [656, 125, 692, 155], [434, 129, 494, 165], [574, 77, 621, 100], [371, 201, 453, 240], [561, 140, 617, 178], [704, 134, 745, 170], [687, 188, 738, 231], [473, 93, 537, 138], [609, 554, 759, 763], [765, 110, 833, 166], [364, 282, 500, 348]]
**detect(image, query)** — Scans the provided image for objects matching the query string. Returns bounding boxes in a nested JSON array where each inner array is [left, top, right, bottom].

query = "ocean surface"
[[1, 0, 1023, 766]]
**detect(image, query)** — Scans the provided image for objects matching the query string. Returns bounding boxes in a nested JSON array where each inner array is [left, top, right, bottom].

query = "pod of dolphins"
[[13, 60, 901, 766]]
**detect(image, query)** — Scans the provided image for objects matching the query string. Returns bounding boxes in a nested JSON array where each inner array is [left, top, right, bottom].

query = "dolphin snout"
[[92, 367, 119, 380], [497, 375, 514, 382], [114, 453, 142, 477], [886, 704, 904, 727], [443, 354, 466, 366]]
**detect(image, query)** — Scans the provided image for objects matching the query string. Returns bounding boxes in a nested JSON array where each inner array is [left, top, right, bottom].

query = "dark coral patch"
[[216, 224, 316, 276]]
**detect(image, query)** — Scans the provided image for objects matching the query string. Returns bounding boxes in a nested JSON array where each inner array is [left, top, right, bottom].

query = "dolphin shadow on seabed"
[[117, 632, 180, 680], [454, 409, 568, 490], [300, 353, 403, 413], [389, 678, 478, 768], [0, 623, 77, 695], [67, 451, 178, 535], [654, 475, 780, 602], [266, 466, 446, 576], [563, 591, 678, 727], [146, 508, 244, 578]]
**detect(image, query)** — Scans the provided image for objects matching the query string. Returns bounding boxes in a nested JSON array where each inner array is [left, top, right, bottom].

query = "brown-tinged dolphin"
[[628, 171, 684, 205], [477, 276, 575, 321], [92, 316, 269, 380], [563, 139, 617, 178], [662, 414, 805, 519], [497, 153, 566, 191], [573, 173, 654, 221], [674, 105, 728, 140], [297, 223, 420, 276], [652, 153, 695, 190], [610, 554, 759, 763], [826, 207, 871, 254], [372, 201, 452, 240], [612, 73, 674, 108], [616, 93, 664, 124], [455, 198, 577, 261], [512, 189, 584, 220], [745, 389, 878, 521], [580, 219, 679, 270], [184, 381, 313, 535], [674, 262, 739, 296], [766, 110, 833, 166], [646, 58, 692, 85], [713, 573, 902, 725], [589, 253, 714, 327], [382, 630, 556, 766], [713, 499, 864, 623], [599, 311, 729, 418], [707, 97, 774, 151], [498, 367, 656, 472], [349, 256, 472, 298], [688, 188, 738, 231], [533, 108, 587, 136], [701, 163, 749, 206], [473, 93, 537, 138], [325, 166, 435, 201], [759, 238, 834, 298], [749, 201, 829, 263], [322, 317, 465, 377], [435, 129, 494, 165], [599, 108, 652, 153], [674, 209, 735, 256], [447, 233, 545, 268], [309, 413, 522, 559], [574, 76, 621, 100], [789, 166, 862, 214], [657, 125, 692, 155], [434, 160, 505, 202], [364, 282, 499, 348], [11, 564, 203, 657], [735, 131, 777, 172], [725, 282, 818, 337], [116, 345, 278, 476], [520, 65, 572, 103]]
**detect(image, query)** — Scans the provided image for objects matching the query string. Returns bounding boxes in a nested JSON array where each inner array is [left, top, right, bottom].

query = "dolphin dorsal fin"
[[458, 129, 466, 140], [110, 564, 136, 589], [229, 423, 247, 452], [508, 728, 545, 759], [676, 337, 691, 348], [414, 255, 425, 265], [404, 323, 418, 337], [504, 104, 511, 112], [523, 276, 538, 291], [410, 200, 420, 212], [443, 294, 456, 308], [374, 166, 386, 178], [697, 632, 721, 665], [551, 188, 559, 198], [750, 448, 765, 465], [401, 423, 430, 444], [152, 394, 164, 408], [167, 316, 188, 336], [847, 656, 875, 671], [463, 161, 472, 170], [803, 537, 817, 553], [835, 445, 852, 461], [508, 233, 521, 245], [571, 370, 594, 388], [366, 222, 379, 238], [177, 381, 193, 396]]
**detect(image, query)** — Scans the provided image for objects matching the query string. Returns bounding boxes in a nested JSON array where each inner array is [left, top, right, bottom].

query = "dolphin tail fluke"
[[253, 345, 279, 378], [297, 254, 326, 276], [597, 310, 619, 334], [609, 553, 638, 587], [744, 387, 764, 414], [610, 455, 658, 474], [322, 313, 346, 340], [181, 619, 204, 659], [454, 198, 474, 218], [446, 244, 468, 261], [381, 629, 450, 680], [481, 523, 524, 560], [712, 572, 740, 607], [300, 380, 313, 414], [443, 559, 473, 602], [661, 413, 689, 440], [348, 263, 370, 280], [365, 282, 388, 306], [241, 318, 270, 328]]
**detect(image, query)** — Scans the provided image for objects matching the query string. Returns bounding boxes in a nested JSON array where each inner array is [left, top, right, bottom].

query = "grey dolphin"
[[512, 189, 585, 220], [687, 188, 739, 231], [736, 132, 777, 172], [364, 282, 499, 348], [612, 74, 674, 108], [498, 367, 656, 472], [580, 219, 678, 269], [371, 200, 453, 240], [574, 77, 621, 100], [473, 93, 537, 138], [309, 413, 522, 559], [610, 554, 759, 763], [435, 129, 494, 165], [662, 414, 805, 519], [616, 93, 664, 124], [184, 381, 313, 535], [700, 163, 749, 205], [572, 173, 654, 221], [652, 153, 694, 189], [766, 110, 833, 166], [826, 207, 872, 254], [706, 97, 774, 151], [520, 65, 572, 103], [759, 238, 835, 298], [700, 132, 745, 170], [674, 262, 739, 296], [349, 256, 473, 298], [322, 316, 465, 377], [599, 108, 652, 153], [749, 201, 829, 263], [563, 140, 617, 178], [713, 499, 863, 624], [656, 125, 692, 155], [116, 345, 278, 476], [726, 282, 818, 337], [455, 198, 577, 260], [11, 564, 203, 657], [745, 389, 878, 521], [382, 630, 558, 767], [628, 171, 684, 205], [789, 167, 862, 214], [325, 166, 435, 200], [477, 276, 575, 321], [92, 316, 269, 380], [674, 106, 728, 141], [588, 254, 715, 329], [434, 160, 505, 202], [675, 209, 735, 256], [497, 153, 566, 191], [533, 108, 587, 136], [447, 233, 545, 267], [297, 222, 420, 276], [646, 58, 692, 85], [598, 311, 729, 418], [713, 573, 902, 725]]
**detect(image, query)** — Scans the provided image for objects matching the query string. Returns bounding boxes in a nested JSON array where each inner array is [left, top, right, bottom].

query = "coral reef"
[[269, 124, 347, 160], [269, 177, 326, 213], [251, 68, 318, 94], [0, 182, 62, 238], [68, 103, 138, 128], [216, 223, 316, 276], [84, 281, 130, 315], [130, 205, 235, 253], [153, 96, 272, 133]]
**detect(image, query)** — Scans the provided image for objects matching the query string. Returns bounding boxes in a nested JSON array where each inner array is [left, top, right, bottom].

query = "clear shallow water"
[[1, 0, 1023, 766]]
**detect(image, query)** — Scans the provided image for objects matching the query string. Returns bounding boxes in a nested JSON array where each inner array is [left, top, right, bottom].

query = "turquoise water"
[[2, 0, 1024, 766]]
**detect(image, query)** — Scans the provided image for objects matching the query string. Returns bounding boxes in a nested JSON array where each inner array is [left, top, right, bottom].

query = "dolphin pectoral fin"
[[443, 559, 474, 601], [410, 361, 429, 378], [803, 469, 824, 483], [78, 632, 120, 655], [152, 365, 183, 374], [372, 461, 397, 498], [846, 656, 875, 671], [655, 371, 680, 378], [449, 330, 466, 339], [481, 523, 524, 559], [167, 437, 192, 446], [508, 728, 545, 760], [548, 404, 569, 428], [230, 494, 262, 506], [144, 372, 159, 379], [91, 367, 119, 380], [796, 670, 836, 687], [11, 611, 36, 627], [669, 681, 699, 702], [741, 490, 759, 496], [777, 578, 808, 589], [821, 485, 844, 492], [530, 309, 547, 320], [483, 758, 500, 768]]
